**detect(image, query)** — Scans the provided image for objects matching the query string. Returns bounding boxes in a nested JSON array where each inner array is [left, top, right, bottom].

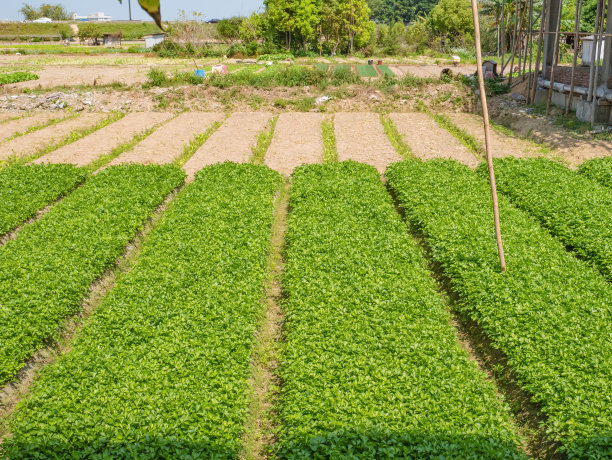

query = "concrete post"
[[601, 0, 612, 88], [542, 0, 562, 77]]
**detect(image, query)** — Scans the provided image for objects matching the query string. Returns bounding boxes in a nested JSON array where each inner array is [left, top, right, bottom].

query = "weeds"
[[321, 116, 337, 163], [380, 114, 413, 159], [251, 116, 278, 164]]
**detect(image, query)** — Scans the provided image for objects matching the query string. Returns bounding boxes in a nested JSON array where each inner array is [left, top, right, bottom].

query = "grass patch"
[[0, 72, 39, 85], [380, 114, 413, 159], [173, 120, 223, 168], [432, 113, 484, 158], [357, 64, 378, 78], [316, 63, 329, 73], [490, 121, 551, 156], [321, 116, 337, 163], [377, 65, 395, 77], [251, 116, 278, 165]]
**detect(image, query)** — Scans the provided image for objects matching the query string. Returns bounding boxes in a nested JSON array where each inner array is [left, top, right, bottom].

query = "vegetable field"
[[0, 146, 611, 459]]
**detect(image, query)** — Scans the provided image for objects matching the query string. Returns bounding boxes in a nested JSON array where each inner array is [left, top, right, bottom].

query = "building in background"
[[71, 12, 112, 22], [144, 33, 165, 48]]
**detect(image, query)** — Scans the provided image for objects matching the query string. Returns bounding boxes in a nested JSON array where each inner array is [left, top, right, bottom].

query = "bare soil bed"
[[183, 112, 273, 178], [391, 64, 477, 79], [110, 112, 223, 165], [33, 112, 173, 167], [0, 112, 58, 142], [7, 66, 148, 89], [265, 113, 324, 175], [335, 112, 401, 173], [391, 112, 480, 167], [0, 113, 105, 161]]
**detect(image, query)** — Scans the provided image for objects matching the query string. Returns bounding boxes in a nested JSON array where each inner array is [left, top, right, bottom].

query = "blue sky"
[[0, 1, 266, 21]]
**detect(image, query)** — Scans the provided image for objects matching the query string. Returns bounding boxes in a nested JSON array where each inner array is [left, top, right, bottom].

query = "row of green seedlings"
[[0, 164, 86, 236], [0, 165, 185, 385], [3, 163, 281, 458], [0, 72, 39, 85], [386, 159, 612, 458], [487, 157, 612, 281], [277, 162, 524, 458], [578, 156, 612, 188]]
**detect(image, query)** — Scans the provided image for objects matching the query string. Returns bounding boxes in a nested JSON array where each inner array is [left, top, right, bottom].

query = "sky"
[[0, 0, 266, 21]]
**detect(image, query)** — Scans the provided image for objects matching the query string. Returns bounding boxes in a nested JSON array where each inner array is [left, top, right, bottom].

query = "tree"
[[368, 0, 437, 24], [341, 0, 371, 53], [265, 0, 318, 50], [19, 3, 71, 20], [428, 0, 474, 41], [217, 17, 243, 43]]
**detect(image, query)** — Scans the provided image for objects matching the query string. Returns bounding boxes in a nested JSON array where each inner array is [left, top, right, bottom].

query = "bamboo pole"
[[470, 0, 507, 273], [500, 0, 507, 74], [529, 0, 548, 104], [546, 0, 562, 115], [566, 0, 583, 117], [503, 2, 519, 76], [509, 0, 528, 86], [590, 0, 606, 126], [525, 0, 534, 79], [587, 0, 603, 101]]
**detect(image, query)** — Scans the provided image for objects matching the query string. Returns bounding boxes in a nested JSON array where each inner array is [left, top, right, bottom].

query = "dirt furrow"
[[10, 66, 146, 89], [33, 112, 173, 167], [391, 112, 480, 167], [335, 112, 401, 173], [0, 113, 106, 161], [110, 112, 223, 165], [447, 112, 542, 159], [183, 112, 273, 178], [265, 113, 323, 175], [0, 113, 58, 143]]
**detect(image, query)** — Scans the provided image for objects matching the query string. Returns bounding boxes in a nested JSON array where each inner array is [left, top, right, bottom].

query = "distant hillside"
[[0, 21, 160, 40]]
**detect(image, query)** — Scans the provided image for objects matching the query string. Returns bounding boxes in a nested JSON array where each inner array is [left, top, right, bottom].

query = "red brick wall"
[[544, 66, 612, 88]]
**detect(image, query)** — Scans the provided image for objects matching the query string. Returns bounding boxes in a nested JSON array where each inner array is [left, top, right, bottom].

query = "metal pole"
[[566, 0, 583, 117], [529, 0, 548, 104], [587, 0, 603, 101], [470, 0, 507, 273], [129, 0, 132, 21], [546, 0, 562, 115]]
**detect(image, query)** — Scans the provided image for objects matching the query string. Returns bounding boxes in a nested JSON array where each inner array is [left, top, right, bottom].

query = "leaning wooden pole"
[[546, 0, 563, 115], [566, 0, 583, 117], [529, 0, 548, 104], [470, 0, 507, 272], [587, 0, 603, 101]]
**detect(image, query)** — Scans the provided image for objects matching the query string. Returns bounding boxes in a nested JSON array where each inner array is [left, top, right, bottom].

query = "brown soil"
[[265, 113, 324, 175], [110, 112, 223, 165], [8, 66, 148, 89], [391, 112, 480, 167], [447, 112, 543, 158], [392, 64, 478, 79], [183, 112, 273, 178], [0, 113, 105, 161], [34, 112, 173, 167], [0, 112, 58, 142], [0, 114, 15, 123], [335, 112, 401, 173]]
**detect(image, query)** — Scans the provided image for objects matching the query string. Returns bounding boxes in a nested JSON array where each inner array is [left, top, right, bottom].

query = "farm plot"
[[335, 112, 401, 172], [488, 157, 612, 281], [278, 162, 522, 458], [265, 113, 323, 175], [356, 64, 378, 77], [0, 112, 58, 142], [183, 112, 273, 178], [579, 156, 612, 188], [0, 164, 87, 236], [390, 112, 479, 167], [0, 113, 106, 162], [34, 112, 173, 167], [0, 72, 39, 85], [109, 112, 223, 165], [4, 164, 281, 459], [0, 165, 185, 385], [378, 65, 395, 77], [386, 160, 612, 458]]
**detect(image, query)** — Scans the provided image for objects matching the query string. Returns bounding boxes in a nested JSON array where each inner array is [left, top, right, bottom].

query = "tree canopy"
[[19, 3, 71, 21]]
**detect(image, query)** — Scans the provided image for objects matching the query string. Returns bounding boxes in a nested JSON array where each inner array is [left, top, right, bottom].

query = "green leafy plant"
[[0, 72, 39, 85], [386, 159, 612, 458], [578, 156, 612, 188]]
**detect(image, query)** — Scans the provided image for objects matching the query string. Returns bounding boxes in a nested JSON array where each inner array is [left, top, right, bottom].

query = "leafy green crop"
[[4, 163, 281, 459], [278, 162, 524, 458], [0, 164, 87, 236], [0, 165, 184, 385], [484, 157, 612, 281], [0, 72, 39, 85], [356, 64, 378, 77], [387, 160, 612, 458], [578, 156, 612, 188]]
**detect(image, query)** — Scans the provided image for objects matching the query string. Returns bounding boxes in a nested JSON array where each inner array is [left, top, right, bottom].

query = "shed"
[[144, 33, 166, 49], [482, 60, 498, 78], [582, 36, 605, 66], [103, 33, 122, 47]]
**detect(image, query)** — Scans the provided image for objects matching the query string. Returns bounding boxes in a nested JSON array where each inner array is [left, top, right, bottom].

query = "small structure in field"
[[482, 60, 498, 78], [144, 33, 166, 49], [103, 33, 122, 47], [582, 36, 606, 66]]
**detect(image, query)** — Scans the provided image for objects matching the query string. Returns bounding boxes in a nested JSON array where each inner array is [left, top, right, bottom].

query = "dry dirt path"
[[335, 112, 401, 173], [0, 113, 58, 142], [0, 114, 15, 123], [0, 113, 105, 161], [110, 112, 223, 165], [33, 112, 173, 167], [447, 112, 543, 158], [390, 65, 477, 79], [183, 112, 273, 178], [391, 112, 480, 167], [9, 66, 147, 89], [265, 113, 323, 175]]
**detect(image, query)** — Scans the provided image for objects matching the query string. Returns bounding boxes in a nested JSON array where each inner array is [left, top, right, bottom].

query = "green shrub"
[[578, 156, 612, 188]]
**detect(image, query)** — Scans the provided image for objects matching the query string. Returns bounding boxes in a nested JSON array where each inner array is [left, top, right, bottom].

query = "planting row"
[[488, 158, 612, 281], [386, 160, 612, 458], [4, 163, 281, 458], [578, 156, 612, 188], [278, 162, 523, 458], [0, 165, 185, 385], [0, 164, 87, 236], [0, 72, 39, 85]]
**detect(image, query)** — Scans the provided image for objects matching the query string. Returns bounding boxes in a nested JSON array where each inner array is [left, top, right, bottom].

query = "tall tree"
[[341, 0, 371, 53], [266, 0, 318, 50], [428, 0, 474, 40], [19, 3, 71, 20], [368, 0, 438, 24]]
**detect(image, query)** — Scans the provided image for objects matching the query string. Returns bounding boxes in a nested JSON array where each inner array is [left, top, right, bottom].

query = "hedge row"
[[0, 72, 39, 85], [486, 158, 612, 281], [278, 162, 523, 458], [386, 160, 612, 458], [0, 164, 87, 235], [0, 165, 184, 385], [4, 163, 281, 459], [578, 156, 612, 188]]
